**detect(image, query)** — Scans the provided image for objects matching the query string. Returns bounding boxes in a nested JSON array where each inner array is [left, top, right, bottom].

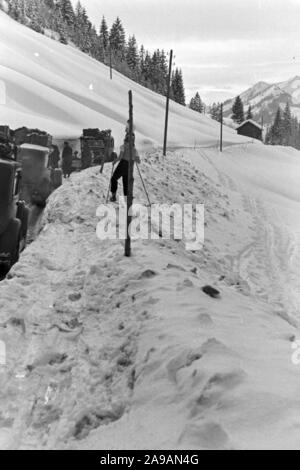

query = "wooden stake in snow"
[[163, 49, 173, 157], [125, 90, 134, 257], [220, 103, 223, 152]]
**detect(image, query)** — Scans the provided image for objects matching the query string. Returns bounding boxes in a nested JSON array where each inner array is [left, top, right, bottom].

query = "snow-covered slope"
[[224, 77, 300, 124], [0, 10, 246, 148]]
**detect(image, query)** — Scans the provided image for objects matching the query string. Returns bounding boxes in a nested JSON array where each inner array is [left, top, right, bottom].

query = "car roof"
[[0, 157, 19, 169], [20, 143, 50, 152]]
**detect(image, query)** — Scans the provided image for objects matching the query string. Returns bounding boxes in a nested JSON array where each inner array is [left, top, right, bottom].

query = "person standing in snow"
[[48, 145, 60, 169], [110, 133, 140, 202], [62, 141, 73, 178]]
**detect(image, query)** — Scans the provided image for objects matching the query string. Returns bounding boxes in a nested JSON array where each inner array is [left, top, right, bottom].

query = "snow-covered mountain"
[[224, 76, 300, 124], [279, 76, 300, 105]]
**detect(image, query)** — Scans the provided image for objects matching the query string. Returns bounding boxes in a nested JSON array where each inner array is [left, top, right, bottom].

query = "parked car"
[[0, 156, 29, 273], [80, 128, 117, 171], [18, 144, 62, 207]]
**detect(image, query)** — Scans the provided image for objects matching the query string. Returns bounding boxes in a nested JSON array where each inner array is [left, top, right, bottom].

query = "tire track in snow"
[[197, 148, 238, 193], [200, 149, 300, 328], [233, 194, 300, 327]]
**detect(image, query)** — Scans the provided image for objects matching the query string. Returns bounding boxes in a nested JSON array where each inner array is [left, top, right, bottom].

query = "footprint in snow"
[[179, 420, 231, 450], [166, 263, 186, 272], [68, 293, 82, 302], [198, 313, 214, 328], [27, 352, 68, 371], [167, 349, 203, 384], [192, 369, 246, 412], [176, 279, 194, 291], [139, 270, 157, 280]]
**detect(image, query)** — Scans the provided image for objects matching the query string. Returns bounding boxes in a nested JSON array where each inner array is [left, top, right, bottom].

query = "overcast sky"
[[72, 0, 300, 103]]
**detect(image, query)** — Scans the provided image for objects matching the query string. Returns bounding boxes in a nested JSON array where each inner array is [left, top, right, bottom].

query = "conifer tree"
[[232, 96, 245, 124], [100, 16, 109, 49], [126, 35, 139, 72], [247, 105, 253, 120], [59, 0, 75, 27], [171, 68, 185, 106], [150, 50, 160, 92], [109, 17, 126, 60], [139, 45, 146, 83], [56, 11, 68, 43], [264, 125, 271, 145], [142, 51, 152, 87], [266, 106, 300, 150], [210, 102, 222, 123], [89, 24, 99, 59], [154, 50, 168, 95], [190, 92, 204, 113], [9, 0, 25, 22], [77, 6, 92, 52], [297, 121, 300, 150], [270, 107, 284, 145], [178, 69, 186, 105], [99, 15, 109, 58], [27, 0, 44, 33], [282, 102, 292, 146], [74, 1, 94, 53], [291, 116, 299, 148]]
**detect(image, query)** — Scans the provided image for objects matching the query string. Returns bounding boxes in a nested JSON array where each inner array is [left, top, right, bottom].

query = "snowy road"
[[184, 144, 300, 329]]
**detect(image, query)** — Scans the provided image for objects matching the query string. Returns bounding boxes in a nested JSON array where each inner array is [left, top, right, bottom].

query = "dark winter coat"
[[62, 145, 73, 169]]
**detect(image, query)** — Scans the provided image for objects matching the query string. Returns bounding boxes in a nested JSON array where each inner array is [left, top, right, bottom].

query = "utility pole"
[[163, 49, 173, 156], [125, 91, 134, 257], [220, 103, 223, 152], [261, 115, 264, 141]]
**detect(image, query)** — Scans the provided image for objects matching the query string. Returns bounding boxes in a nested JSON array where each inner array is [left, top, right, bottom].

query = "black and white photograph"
[[0, 0, 300, 452]]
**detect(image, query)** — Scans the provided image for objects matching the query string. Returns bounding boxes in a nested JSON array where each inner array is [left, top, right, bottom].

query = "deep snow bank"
[[0, 148, 300, 450], [0, 11, 248, 149]]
